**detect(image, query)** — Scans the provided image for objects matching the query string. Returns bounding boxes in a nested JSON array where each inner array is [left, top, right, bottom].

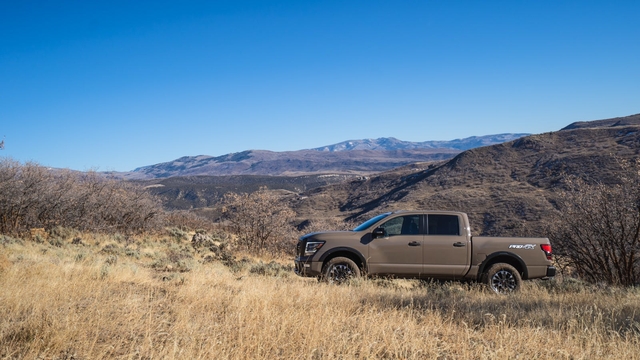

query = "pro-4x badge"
[[509, 244, 536, 250]]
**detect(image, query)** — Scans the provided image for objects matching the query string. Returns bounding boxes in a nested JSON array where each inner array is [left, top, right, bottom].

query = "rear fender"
[[478, 252, 528, 280]]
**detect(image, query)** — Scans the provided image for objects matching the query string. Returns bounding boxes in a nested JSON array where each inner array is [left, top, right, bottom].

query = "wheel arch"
[[318, 247, 367, 272], [478, 252, 528, 280]]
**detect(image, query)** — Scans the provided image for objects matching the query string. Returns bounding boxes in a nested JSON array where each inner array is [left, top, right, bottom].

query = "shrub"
[[151, 244, 195, 273], [548, 158, 640, 286], [100, 244, 122, 255], [0, 235, 22, 246], [222, 187, 295, 254], [0, 158, 163, 236], [164, 211, 216, 232], [124, 247, 141, 259], [168, 227, 189, 241], [49, 226, 76, 240], [191, 232, 214, 249], [249, 261, 293, 277]]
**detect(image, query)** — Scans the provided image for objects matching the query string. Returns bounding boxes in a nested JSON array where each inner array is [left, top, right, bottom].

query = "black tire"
[[482, 263, 522, 294], [321, 257, 361, 284]]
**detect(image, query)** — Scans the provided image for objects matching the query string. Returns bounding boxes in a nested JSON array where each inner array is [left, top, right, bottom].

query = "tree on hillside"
[[222, 187, 295, 254], [548, 158, 640, 286]]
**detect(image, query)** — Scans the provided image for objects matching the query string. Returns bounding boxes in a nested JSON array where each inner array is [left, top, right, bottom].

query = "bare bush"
[[222, 187, 295, 254], [0, 158, 163, 235], [548, 158, 640, 286], [164, 210, 217, 232]]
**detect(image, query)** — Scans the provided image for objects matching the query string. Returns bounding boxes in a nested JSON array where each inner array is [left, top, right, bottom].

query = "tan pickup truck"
[[294, 210, 555, 293]]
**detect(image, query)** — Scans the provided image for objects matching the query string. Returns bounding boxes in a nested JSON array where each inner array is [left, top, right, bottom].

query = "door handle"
[[453, 242, 466, 247], [408, 241, 421, 246]]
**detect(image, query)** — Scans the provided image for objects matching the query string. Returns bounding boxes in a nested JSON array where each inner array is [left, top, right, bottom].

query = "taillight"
[[540, 244, 552, 261]]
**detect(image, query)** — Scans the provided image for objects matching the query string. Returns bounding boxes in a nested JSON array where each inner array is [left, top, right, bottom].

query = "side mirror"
[[372, 227, 385, 239]]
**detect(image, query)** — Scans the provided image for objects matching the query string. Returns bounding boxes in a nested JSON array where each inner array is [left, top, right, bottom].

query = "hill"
[[135, 174, 359, 210], [288, 121, 640, 236], [561, 113, 640, 130]]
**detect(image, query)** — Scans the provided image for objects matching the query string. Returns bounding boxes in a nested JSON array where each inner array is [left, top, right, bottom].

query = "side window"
[[427, 215, 460, 236], [379, 215, 421, 237]]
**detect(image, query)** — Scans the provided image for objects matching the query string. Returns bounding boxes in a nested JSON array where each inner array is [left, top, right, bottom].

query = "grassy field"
[[1, 233, 639, 359]]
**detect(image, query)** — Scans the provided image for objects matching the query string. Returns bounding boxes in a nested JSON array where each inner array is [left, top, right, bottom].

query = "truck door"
[[368, 214, 423, 276], [422, 214, 470, 277]]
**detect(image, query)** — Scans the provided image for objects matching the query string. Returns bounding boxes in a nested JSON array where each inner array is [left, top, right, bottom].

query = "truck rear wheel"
[[321, 257, 361, 284], [482, 263, 522, 294]]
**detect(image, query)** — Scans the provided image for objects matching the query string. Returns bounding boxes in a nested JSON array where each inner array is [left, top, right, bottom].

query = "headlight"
[[304, 241, 325, 256]]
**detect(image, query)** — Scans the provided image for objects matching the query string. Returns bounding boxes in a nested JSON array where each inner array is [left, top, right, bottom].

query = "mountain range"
[[311, 134, 529, 152], [118, 133, 528, 179]]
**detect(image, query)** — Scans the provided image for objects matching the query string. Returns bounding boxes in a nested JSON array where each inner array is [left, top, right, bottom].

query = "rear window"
[[427, 214, 460, 236]]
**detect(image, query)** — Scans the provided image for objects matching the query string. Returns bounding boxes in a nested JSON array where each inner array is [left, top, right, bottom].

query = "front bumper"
[[294, 256, 323, 277]]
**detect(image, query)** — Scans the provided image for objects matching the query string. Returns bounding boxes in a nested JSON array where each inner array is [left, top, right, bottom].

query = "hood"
[[300, 230, 362, 242]]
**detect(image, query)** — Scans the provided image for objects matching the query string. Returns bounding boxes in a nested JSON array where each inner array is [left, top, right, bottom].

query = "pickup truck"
[[294, 210, 555, 293]]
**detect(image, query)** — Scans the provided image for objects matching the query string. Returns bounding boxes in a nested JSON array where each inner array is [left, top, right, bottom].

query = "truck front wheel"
[[482, 263, 522, 294], [321, 257, 361, 284]]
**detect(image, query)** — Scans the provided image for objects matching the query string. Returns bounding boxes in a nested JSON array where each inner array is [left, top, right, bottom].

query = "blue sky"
[[1, 1, 639, 171]]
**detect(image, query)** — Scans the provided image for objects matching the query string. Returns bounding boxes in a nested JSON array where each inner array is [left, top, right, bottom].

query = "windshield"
[[352, 212, 392, 231]]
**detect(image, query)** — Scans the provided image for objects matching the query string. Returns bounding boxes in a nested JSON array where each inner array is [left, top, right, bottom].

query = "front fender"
[[318, 247, 367, 269]]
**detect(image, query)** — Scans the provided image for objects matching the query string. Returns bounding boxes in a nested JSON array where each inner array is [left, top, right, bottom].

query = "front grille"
[[296, 241, 303, 256]]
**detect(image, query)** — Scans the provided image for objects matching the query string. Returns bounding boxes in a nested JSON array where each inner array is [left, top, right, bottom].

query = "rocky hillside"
[[289, 119, 640, 236]]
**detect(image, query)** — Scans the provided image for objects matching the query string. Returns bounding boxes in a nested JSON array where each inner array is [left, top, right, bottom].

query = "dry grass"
[[1, 235, 639, 359]]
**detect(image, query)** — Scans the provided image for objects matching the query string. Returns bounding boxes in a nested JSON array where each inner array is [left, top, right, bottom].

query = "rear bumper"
[[546, 266, 556, 278]]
